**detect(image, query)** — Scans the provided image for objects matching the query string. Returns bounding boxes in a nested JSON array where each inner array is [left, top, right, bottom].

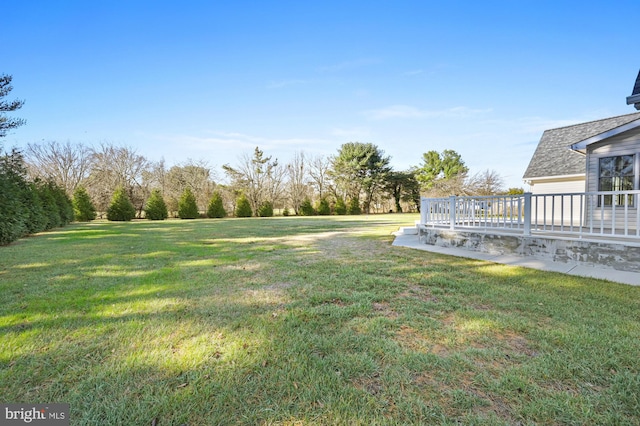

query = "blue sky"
[[4, 0, 640, 189]]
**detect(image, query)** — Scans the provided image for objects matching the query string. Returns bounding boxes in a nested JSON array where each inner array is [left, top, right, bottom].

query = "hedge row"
[[0, 149, 74, 245]]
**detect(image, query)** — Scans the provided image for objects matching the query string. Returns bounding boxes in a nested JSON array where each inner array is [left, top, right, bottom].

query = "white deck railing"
[[420, 191, 640, 239]]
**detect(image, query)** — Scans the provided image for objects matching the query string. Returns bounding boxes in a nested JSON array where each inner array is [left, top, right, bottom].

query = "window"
[[598, 155, 635, 206]]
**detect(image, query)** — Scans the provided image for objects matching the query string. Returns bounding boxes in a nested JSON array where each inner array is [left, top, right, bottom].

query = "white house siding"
[[528, 176, 586, 227], [529, 177, 586, 195]]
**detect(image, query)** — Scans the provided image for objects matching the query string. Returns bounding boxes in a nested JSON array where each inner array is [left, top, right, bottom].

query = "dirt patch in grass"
[[352, 372, 384, 395], [398, 284, 439, 303], [372, 302, 399, 319], [394, 325, 448, 355], [502, 332, 538, 358]]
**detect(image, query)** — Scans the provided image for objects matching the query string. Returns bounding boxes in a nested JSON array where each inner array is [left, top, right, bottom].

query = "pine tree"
[[23, 182, 47, 233], [334, 197, 347, 215], [206, 191, 226, 218], [0, 148, 29, 243], [36, 182, 62, 229], [73, 186, 96, 221], [257, 201, 274, 217], [51, 183, 74, 225], [145, 189, 168, 220], [315, 198, 330, 215], [107, 186, 136, 221], [0, 74, 26, 138], [178, 187, 199, 219], [235, 194, 253, 217], [347, 197, 361, 215], [299, 197, 315, 216]]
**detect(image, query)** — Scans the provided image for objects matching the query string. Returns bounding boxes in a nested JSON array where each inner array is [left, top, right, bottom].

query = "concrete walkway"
[[392, 231, 640, 286]]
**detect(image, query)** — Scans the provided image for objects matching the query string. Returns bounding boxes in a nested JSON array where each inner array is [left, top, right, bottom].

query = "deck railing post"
[[449, 195, 456, 230], [420, 197, 428, 225], [523, 192, 532, 236]]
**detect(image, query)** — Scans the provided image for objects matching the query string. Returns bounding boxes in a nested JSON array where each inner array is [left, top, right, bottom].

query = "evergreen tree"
[[206, 191, 226, 218], [347, 197, 361, 215], [145, 189, 168, 220], [0, 147, 29, 244], [178, 187, 199, 219], [107, 186, 136, 221], [334, 197, 347, 215], [235, 194, 252, 217], [73, 186, 96, 222], [299, 197, 315, 216], [0, 75, 26, 138], [51, 182, 74, 225], [330, 142, 391, 213], [315, 198, 331, 215], [257, 200, 274, 217], [36, 182, 62, 229], [23, 183, 47, 234], [415, 149, 469, 195]]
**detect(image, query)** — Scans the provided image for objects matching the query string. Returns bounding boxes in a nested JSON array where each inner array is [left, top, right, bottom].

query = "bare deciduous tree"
[[143, 158, 168, 195], [286, 151, 310, 214], [165, 160, 216, 213], [26, 141, 93, 195], [86, 143, 149, 214], [223, 147, 280, 215], [308, 154, 332, 200], [466, 169, 505, 196]]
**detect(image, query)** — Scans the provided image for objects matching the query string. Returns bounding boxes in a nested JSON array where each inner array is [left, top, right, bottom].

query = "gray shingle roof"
[[523, 112, 640, 180]]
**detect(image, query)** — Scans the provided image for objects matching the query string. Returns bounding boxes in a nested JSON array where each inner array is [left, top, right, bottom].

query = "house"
[[523, 112, 640, 195], [524, 70, 640, 195], [416, 71, 640, 276], [522, 111, 640, 227]]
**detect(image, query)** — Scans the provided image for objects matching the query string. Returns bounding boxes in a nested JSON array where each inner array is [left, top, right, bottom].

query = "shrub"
[[282, 207, 290, 216], [235, 194, 253, 217], [257, 201, 274, 217], [107, 186, 136, 221], [73, 186, 96, 222], [206, 191, 226, 218], [334, 197, 347, 215], [145, 189, 168, 220], [178, 188, 199, 219], [299, 197, 315, 216], [347, 197, 361, 215], [315, 198, 331, 215]]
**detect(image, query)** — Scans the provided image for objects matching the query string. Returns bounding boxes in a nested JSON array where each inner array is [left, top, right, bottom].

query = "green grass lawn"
[[1, 215, 639, 425]]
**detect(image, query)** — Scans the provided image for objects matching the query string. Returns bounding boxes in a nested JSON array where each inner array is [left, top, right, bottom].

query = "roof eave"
[[626, 94, 640, 109], [570, 119, 640, 153], [523, 173, 586, 185]]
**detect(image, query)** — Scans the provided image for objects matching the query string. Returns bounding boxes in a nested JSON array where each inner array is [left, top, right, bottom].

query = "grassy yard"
[[1, 215, 639, 425]]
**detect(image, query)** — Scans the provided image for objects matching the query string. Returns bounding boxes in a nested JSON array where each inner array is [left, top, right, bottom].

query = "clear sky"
[[4, 0, 640, 189]]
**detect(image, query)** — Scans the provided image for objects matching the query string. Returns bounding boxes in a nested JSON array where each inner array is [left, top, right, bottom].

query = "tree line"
[[1, 73, 522, 245]]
